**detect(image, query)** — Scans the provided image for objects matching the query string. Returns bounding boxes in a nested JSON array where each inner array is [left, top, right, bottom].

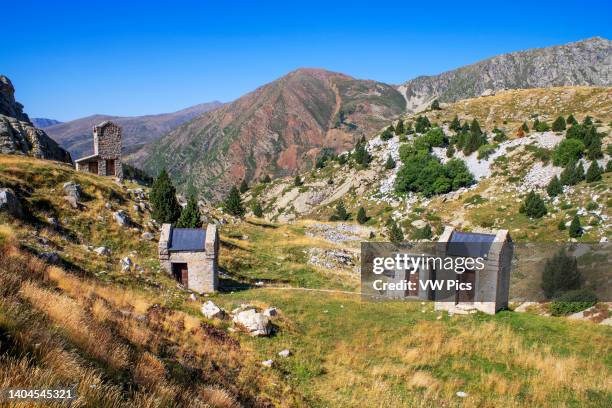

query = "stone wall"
[[93, 122, 122, 179]]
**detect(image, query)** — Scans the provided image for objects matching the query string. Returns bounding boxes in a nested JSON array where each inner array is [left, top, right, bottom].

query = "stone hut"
[[380, 226, 512, 315], [158, 223, 219, 293], [75, 121, 123, 179], [433, 227, 512, 315]]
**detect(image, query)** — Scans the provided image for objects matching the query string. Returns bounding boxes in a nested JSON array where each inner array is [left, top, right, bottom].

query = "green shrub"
[[519, 191, 547, 218], [252, 201, 263, 218], [387, 218, 404, 243], [552, 116, 567, 132], [549, 289, 597, 316], [239, 179, 249, 193], [569, 215, 582, 238], [492, 128, 507, 142], [329, 200, 350, 221], [395, 120, 405, 135], [357, 207, 368, 224], [546, 175, 563, 197], [380, 127, 394, 141], [412, 224, 432, 240], [553, 139, 585, 166], [414, 116, 431, 134], [557, 220, 566, 230], [477, 144, 497, 160], [586, 161, 602, 183], [446, 145, 455, 158]]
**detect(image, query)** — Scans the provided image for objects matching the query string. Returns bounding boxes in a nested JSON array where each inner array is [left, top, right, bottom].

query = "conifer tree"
[[385, 155, 396, 170], [541, 250, 581, 298], [583, 116, 593, 126], [239, 179, 249, 193], [387, 218, 404, 243], [470, 118, 482, 136], [446, 145, 455, 158], [430, 99, 441, 110], [560, 161, 578, 186], [532, 118, 540, 131], [569, 215, 582, 238], [294, 175, 303, 186], [450, 116, 461, 132], [576, 162, 585, 182], [519, 191, 547, 218], [607, 160, 612, 173], [357, 206, 368, 224], [546, 175, 563, 197], [566, 113, 578, 125], [329, 200, 350, 221], [176, 195, 202, 228], [224, 186, 245, 217], [585, 161, 602, 182], [395, 120, 405, 135], [150, 169, 182, 224], [552, 116, 566, 132], [252, 201, 263, 218], [587, 136, 603, 160], [261, 174, 271, 183]]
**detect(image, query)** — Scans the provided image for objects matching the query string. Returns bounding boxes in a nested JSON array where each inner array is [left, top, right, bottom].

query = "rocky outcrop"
[[0, 75, 72, 163], [399, 37, 612, 112], [0, 188, 23, 218]]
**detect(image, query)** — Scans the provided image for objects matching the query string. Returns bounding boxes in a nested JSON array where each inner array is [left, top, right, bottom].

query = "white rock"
[[261, 359, 274, 367], [141, 232, 155, 241], [411, 220, 427, 229], [456, 391, 468, 398], [278, 349, 291, 357], [233, 309, 272, 336], [120, 257, 133, 272], [0, 188, 23, 218], [94, 246, 111, 256], [62, 182, 81, 201], [201, 301, 225, 319], [113, 210, 130, 226]]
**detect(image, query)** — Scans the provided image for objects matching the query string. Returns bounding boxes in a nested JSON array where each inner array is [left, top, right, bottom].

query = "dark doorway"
[[456, 270, 475, 304], [406, 268, 419, 297], [172, 263, 189, 286], [105, 159, 115, 176], [88, 161, 98, 174]]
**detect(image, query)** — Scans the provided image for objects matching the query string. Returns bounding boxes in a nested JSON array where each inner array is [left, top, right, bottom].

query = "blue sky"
[[2, 0, 610, 121]]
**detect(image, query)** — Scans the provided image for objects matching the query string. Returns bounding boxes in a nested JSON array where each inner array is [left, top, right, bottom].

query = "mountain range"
[[32, 118, 62, 128], [127, 37, 611, 199], [44, 101, 223, 159]]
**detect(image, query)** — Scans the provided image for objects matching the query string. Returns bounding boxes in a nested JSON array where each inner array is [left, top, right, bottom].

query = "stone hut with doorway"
[[158, 223, 219, 293], [381, 226, 512, 315], [75, 121, 123, 179]]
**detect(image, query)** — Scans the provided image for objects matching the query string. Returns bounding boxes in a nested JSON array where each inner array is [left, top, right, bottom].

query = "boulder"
[[411, 219, 427, 229], [62, 182, 81, 201], [263, 307, 278, 317], [113, 210, 130, 226], [39, 252, 60, 264], [46, 217, 59, 228], [278, 349, 291, 358], [233, 309, 272, 336], [141, 232, 155, 241], [120, 257, 132, 272], [0, 188, 23, 218], [94, 246, 111, 256], [201, 301, 225, 319], [261, 359, 274, 368], [64, 195, 79, 209]]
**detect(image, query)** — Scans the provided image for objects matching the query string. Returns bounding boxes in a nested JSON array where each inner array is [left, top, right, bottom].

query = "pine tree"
[[576, 162, 585, 182], [252, 201, 263, 218], [261, 174, 271, 183], [560, 161, 578, 186], [470, 118, 482, 136], [329, 200, 350, 221], [430, 99, 441, 110], [353, 142, 371, 166], [566, 114, 578, 125], [569, 215, 582, 238], [521, 121, 530, 133], [607, 160, 612, 173], [357, 207, 368, 224], [446, 145, 455, 158], [385, 155, 396, 170], [380, 127, 393, 141], [395, 120, 405, 135], [150, 169, 182, 224], [387, 218, 404, 243], [176, 195, 202, 228], [546, 175, 563, 197], [532, 118, 540, 131], [541, 250, 581, 298], [294, 175, 303, 186], [450, 116, 461, 132], [586, 161, 602, 182], [519, 191, 547, 218], [552, 116, 566, 132], [224, 186, 245, 217], [239, 179, 249, 193], [583, 116, 593, 126], [587, 136, 603, 160]]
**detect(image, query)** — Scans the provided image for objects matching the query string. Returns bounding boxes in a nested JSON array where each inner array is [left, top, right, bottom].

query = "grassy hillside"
[[1, 154, 610, 407]]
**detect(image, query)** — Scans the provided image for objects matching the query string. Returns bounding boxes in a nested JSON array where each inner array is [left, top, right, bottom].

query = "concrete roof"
[[74, 154, 100, 163]]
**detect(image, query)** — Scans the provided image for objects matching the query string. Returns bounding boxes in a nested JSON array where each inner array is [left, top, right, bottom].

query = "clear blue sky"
[[2, 0, 610, 121]]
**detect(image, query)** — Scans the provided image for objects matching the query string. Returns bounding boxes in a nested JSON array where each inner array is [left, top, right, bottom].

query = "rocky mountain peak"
[[0, 75, 31, 123]]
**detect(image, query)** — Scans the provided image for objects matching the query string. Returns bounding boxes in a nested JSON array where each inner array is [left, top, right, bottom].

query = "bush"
[[558, 220, 566, 230], [380, 127, 394, 141], [477, 144, 497, 160], [430, 99, 441, 110], [239, 179, 249, 193], [446, 145, 455, 158], [412, 224, 432, 240], [387, 218, 404, 243], [519, 191, 547, 218], [252, 201, 263, 218], [395, 120, 405, 135], [521, 121, 530, 133], [353, 142, 371, 166], [492, 128, 507, 142], [566, 114, 577, 125], [421, 127, 447, 148], [450, 116, 461, 132], [549, 289, 597, 316], [553, 139, 585, 166], [414, 116, 431, 134], [294, 175, 303, 186], [541, 250, 582, 298]]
